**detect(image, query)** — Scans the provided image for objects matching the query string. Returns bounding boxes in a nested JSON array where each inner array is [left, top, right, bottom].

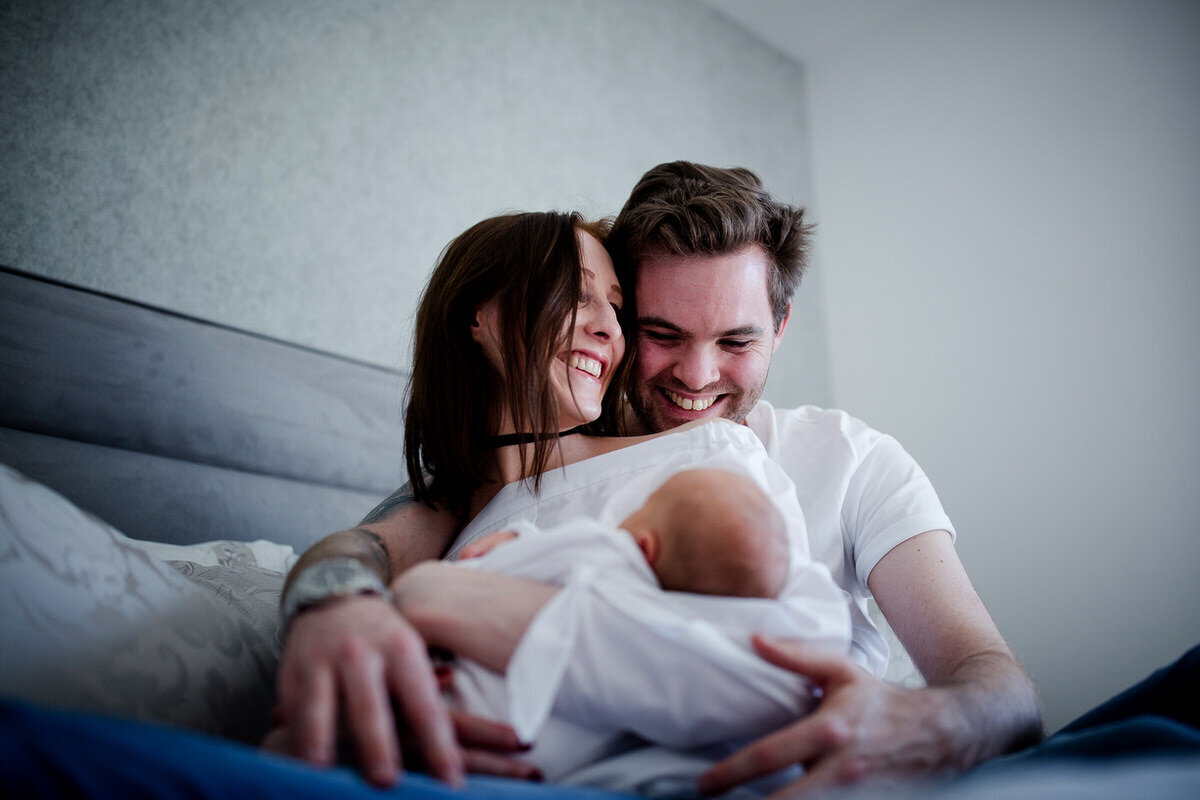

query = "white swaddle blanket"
[[444, 420, 851, 796]]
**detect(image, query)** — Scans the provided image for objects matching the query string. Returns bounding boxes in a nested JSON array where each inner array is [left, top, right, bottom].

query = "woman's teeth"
[[664, 389, 716, 411], [568, 353, 602, 378]]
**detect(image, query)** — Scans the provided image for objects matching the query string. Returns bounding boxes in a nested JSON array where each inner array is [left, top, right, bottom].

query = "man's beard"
[[629, 376, 765, 433]]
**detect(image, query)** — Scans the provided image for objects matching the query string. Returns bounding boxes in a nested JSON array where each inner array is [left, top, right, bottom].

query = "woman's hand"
[[272, 594, 463, 787], [698, 635, 969, 798], [457, 530, 519, 559]]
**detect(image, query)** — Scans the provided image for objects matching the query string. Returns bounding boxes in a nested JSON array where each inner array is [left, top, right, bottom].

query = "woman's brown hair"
[[405, 211, 621, 520]]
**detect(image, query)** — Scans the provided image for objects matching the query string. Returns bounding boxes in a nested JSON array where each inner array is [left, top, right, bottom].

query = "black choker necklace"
[[488, 425, 588, 448]]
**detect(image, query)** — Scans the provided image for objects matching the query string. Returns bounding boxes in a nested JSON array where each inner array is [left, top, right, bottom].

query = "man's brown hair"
[[608, 161, 814, 330]]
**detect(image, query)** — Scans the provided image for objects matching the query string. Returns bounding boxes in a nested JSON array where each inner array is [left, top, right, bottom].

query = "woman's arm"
[[282, 484, 451, 597], [393, 561, 558, 672], [273, 489, 464, 787]]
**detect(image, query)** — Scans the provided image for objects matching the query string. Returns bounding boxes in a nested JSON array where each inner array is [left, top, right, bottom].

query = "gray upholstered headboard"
[[0, 266, 406, 551]]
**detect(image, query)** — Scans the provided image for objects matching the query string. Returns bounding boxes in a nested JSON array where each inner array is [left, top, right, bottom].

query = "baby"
[[438, 466, 844, 788], [458, 467, 790, 599]]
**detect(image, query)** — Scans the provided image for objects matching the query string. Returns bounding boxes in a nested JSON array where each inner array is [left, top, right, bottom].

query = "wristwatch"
[[280, 558, 393, 630]]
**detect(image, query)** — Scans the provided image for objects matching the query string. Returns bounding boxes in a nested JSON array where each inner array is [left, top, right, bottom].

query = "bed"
[[2, 265, 1197, 798], [0, 263, 406, 743]]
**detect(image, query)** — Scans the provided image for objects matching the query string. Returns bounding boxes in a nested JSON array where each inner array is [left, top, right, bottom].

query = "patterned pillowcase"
[[0, 463, 288, 743]]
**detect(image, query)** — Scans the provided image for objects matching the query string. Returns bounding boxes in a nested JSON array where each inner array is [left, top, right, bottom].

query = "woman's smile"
[[564, 349, 607, 380]]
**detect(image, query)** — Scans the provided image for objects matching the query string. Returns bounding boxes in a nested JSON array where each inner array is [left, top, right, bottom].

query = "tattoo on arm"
[[351, 526, 391, 577], [359, 481, 415, 525]]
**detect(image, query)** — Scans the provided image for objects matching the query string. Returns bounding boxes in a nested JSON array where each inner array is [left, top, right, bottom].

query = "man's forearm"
[[870, 531, 1043, 768], [932, 649, 1043, 767]]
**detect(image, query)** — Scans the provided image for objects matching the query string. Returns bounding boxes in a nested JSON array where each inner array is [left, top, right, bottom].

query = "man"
[[606, 162, 1042, 794], [271, 161, 1043, 794]]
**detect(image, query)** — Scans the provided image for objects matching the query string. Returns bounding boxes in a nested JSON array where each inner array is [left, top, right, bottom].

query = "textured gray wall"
[[0, 0, 828, 407]]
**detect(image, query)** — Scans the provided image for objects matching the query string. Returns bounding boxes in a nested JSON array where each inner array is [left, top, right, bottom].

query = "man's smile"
[[662, 388, 719, 412]]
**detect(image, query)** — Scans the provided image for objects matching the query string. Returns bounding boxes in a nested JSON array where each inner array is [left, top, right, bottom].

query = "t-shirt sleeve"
[[843, 434, 955, 589]]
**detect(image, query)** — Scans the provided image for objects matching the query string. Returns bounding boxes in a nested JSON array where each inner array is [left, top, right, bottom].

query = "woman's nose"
[[583, 300, 622, 342]]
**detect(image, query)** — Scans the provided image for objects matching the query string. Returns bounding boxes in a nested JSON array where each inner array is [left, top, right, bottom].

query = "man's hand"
[[698, 635, 970, 798], [272, 594, 463, 787]]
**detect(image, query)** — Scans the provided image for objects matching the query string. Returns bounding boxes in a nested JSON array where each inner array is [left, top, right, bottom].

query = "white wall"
[[808, 0, 1200, 729], [0, 0, 829, 408]]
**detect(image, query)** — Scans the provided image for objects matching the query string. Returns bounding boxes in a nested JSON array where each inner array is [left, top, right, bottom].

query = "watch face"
[[282, 559, 389, 623]]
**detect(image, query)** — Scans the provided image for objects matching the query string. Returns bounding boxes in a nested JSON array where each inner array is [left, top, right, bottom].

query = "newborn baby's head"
[[619, 468, 789, 599]]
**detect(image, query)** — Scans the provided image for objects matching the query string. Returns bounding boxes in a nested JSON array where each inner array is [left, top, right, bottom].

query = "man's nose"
[[671, 345, 720, 390]]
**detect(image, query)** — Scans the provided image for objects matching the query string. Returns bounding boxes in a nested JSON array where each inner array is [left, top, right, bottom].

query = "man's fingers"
[[698, 715, 851, 796], [337, 637, 400, 787], [451, 710, 526, 752], [385, 630, 465, 786], [752, 635, 859, 688], [461, 749, 543, 781]]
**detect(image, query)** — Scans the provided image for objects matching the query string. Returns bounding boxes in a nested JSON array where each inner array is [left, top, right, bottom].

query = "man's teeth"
[[568, 353, 602, 378], [664, 389, 716, 411]]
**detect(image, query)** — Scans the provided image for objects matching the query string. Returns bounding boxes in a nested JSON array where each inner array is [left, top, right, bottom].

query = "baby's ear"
[[627, 527, 660, 566]]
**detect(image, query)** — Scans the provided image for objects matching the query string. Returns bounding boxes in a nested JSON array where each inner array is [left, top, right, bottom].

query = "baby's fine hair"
[[655, 469, 789, 599]]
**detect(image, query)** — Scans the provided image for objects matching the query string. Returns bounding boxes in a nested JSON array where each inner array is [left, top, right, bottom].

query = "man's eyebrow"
[[638, 316, 683, 331], [638, 317, 765, 338], [719, 325, 765, 338]]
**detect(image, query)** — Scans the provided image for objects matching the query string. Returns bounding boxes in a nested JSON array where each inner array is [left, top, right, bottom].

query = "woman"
[[273, 211, 845, 792], [273, 211, 641, 786], [402, 211, 635, 525]]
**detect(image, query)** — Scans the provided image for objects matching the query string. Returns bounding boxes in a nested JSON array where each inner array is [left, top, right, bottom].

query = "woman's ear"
[[470, 301, 492, 345], [472, 298, 502, 346]]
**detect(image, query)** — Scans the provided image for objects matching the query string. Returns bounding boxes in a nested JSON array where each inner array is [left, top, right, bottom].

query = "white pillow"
[[133, 537, 298, 574], [0, 463, 285, 742]]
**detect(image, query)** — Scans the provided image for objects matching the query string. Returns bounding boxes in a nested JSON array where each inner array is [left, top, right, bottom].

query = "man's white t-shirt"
[[744, 401, 956, 675]]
